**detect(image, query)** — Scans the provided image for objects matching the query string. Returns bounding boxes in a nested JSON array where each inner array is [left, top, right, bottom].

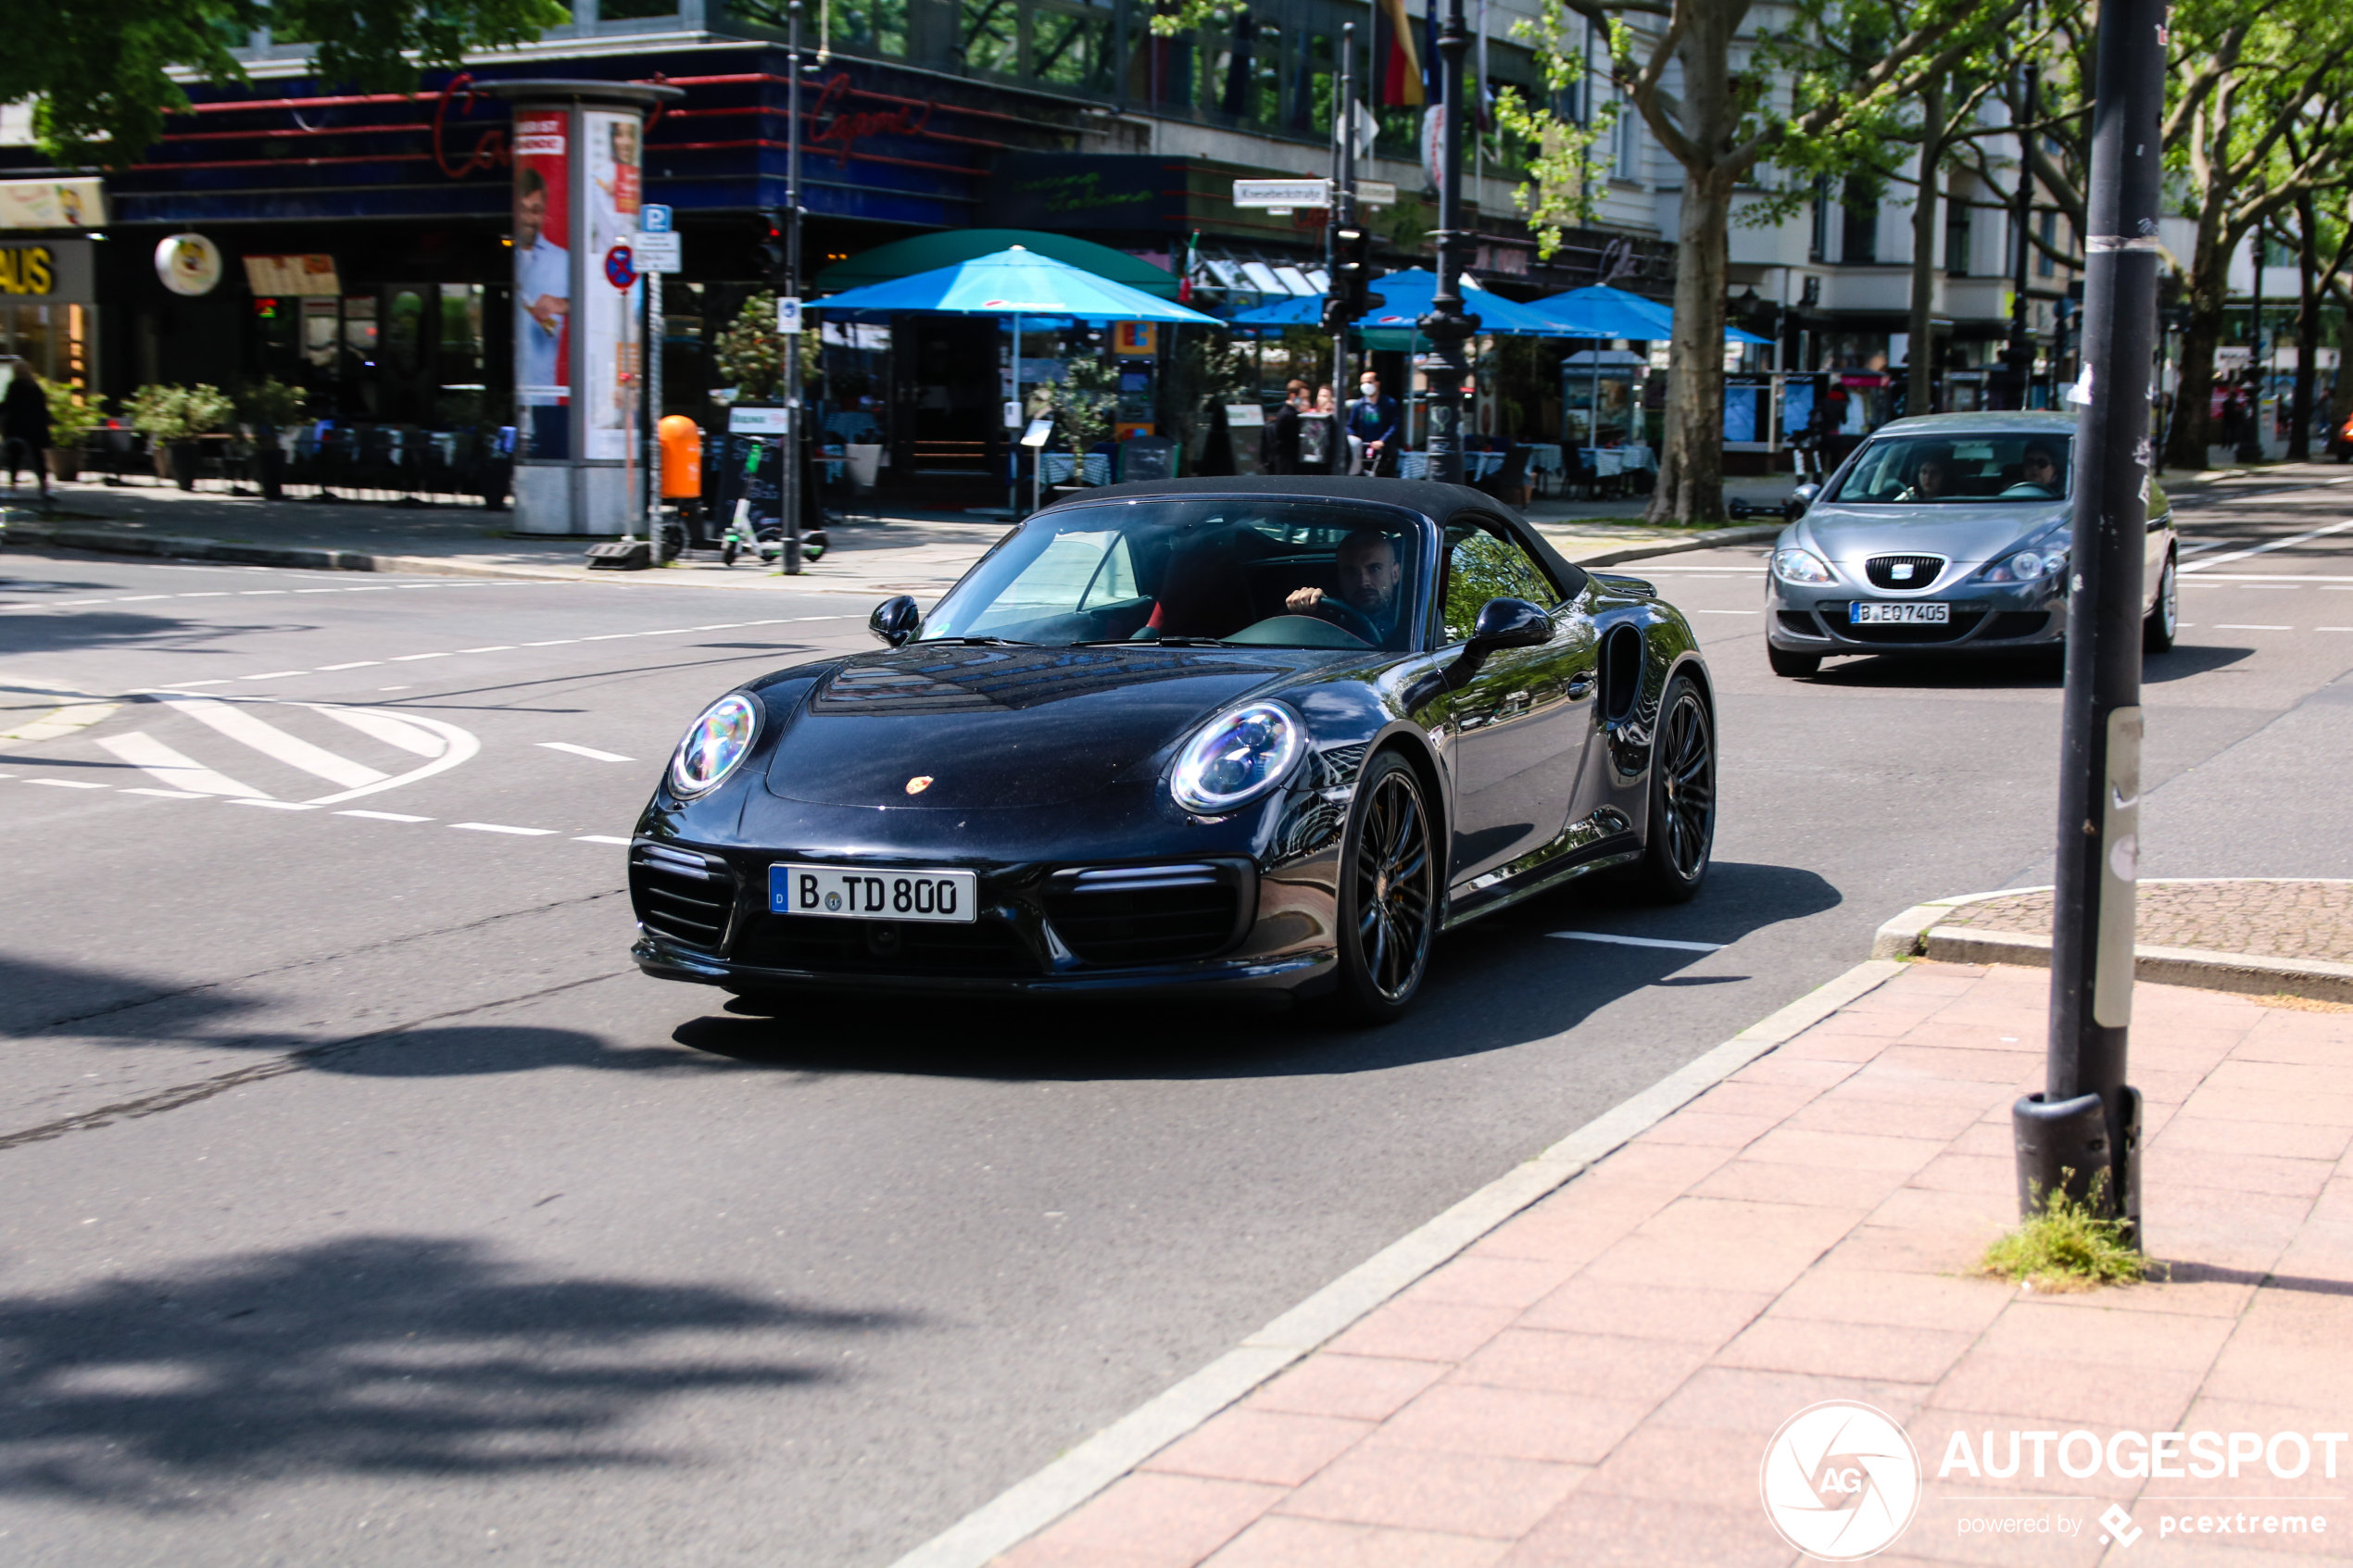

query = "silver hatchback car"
[[1765, 412, 2178, 676]]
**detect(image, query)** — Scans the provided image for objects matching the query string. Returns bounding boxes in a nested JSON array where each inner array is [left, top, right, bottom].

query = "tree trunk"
[[1907, 76, 1944, 419], [1642, 0, 1744, 525], [2290, 198, 2319, 462], [1648, 169, 1733, 523], [2162, 214, 2236, 470]]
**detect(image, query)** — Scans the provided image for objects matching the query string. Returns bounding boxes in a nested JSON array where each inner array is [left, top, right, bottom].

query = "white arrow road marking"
[[537, 741, 635, 762], [1547, 930, 1727, 952], [163, 697, 389, 790], [316, 706, 447, 758], [296, 707, 479, 806], [95, 732, 273, 798]]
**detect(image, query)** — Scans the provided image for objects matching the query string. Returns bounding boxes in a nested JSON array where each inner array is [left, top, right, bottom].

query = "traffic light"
[[1327, 225, 1386, 332], [756, 209, 787, 283]]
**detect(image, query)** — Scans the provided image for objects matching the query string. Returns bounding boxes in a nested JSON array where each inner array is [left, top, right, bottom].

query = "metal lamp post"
[[2011, 0, 2165, 1240], [776, 0, 807, 574], [1419, 0, 1478, 483]]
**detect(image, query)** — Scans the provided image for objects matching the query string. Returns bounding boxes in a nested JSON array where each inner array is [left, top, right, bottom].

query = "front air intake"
[[629, 842, 736, 950], [1042, 861, 1252, 967]]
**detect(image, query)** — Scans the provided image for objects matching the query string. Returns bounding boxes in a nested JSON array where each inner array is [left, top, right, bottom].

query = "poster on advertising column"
[[511, 107, 571, 459], [582, 108, 643, 462]]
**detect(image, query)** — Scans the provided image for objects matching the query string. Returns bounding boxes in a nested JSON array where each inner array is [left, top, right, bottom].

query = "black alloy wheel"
[[1333, 752, 1438, 1022], [1632, 675, 1716, 902], [2144, 551, 2178, 654]]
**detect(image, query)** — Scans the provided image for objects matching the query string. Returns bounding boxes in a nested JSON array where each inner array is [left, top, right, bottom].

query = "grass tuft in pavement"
[[1977, 1171, 2159, 1293]]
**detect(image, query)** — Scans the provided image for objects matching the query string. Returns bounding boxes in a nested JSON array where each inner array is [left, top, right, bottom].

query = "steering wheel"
[[1311, 596, 1382, 646]]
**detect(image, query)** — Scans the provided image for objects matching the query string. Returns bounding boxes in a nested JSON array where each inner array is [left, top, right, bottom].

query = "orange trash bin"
[[658, 415, 702, 500]]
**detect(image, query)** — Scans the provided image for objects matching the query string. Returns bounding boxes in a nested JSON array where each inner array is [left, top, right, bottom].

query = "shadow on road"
[[673, 860, 1842, 1084], [1796, 643, 2252, 689], [0, 1235, 904, 1506]]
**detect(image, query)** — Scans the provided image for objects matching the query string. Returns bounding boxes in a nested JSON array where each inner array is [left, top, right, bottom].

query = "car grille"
[[730, 913, 1040, 977], [1042, 862, 1248, 967], [1819, 603, 1986, 644], [1864, 555, 1947, 590], [630, 842, 736, 950]]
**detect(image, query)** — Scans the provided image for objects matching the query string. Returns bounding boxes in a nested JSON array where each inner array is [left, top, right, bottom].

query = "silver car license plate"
[[770, 864, 979, 923], [1850, 601, 1951, 625]]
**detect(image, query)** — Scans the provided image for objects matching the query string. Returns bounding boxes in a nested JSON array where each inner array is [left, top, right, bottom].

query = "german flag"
[[1377, 0, 1425, 107]]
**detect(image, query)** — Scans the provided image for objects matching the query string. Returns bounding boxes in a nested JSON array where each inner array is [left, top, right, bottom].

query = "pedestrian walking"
[[1266, 380, 1309, 474], [2, 360, 52, 502], [1346, 371, 1401, 477]]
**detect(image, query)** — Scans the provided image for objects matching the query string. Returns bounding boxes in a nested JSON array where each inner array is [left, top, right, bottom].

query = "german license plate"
[[1850, 601, 1950, 625], [770, 863, 978, 923]]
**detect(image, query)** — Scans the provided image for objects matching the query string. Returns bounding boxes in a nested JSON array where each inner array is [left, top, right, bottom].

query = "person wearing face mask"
[[1345, 372, 1401, 476]]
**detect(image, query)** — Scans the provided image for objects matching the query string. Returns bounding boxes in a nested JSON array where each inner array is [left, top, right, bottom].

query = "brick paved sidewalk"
[[1936, 883, 2353, 968], [993, 963, 2353, 1568]]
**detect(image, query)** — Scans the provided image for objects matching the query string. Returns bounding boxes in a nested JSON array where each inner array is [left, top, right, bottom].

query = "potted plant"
[[42, 379, 106, 482], [128, 383, 233, 490], [1045, 356, 1120, 493], [237, 377, 306, 500]]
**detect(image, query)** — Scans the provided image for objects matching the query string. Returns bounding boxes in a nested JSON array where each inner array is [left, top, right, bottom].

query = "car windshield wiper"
[[1072, 637, 1234, 647]]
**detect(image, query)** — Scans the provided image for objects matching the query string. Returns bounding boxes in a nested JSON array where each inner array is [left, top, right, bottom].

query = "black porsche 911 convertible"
[[628, 477, 1716, 1021]]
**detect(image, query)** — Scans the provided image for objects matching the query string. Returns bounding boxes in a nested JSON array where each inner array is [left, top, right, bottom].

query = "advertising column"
[[492, 82, 678, 535]]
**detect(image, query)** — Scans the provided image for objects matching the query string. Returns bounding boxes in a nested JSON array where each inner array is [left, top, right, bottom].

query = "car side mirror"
[[869, 595, 922, 647], [1785, 483, 1818, 521], [1467, 596, 1552, 653]]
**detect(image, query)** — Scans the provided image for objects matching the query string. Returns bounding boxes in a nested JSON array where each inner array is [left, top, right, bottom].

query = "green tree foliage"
[[1506, 0, 2028, 521], [1048, 355, 1123, 464], [4, 0, 566, 166], [713, 292, 789, 406]]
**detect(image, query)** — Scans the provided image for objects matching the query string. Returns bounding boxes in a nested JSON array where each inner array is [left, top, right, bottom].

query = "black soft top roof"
[[1036, 476, 1589, 601]]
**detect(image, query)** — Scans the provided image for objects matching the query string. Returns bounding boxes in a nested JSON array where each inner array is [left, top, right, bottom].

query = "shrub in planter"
[[42, 378, 105, 480], [127, 383, 233, 489]]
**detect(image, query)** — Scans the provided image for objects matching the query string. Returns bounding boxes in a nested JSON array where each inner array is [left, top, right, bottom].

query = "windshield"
[[1825, 433, 2074, 504], [920, 499, 1428, 652]]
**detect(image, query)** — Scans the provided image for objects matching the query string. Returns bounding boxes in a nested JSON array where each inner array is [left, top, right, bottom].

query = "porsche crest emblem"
[[905, 775, 934, 795]]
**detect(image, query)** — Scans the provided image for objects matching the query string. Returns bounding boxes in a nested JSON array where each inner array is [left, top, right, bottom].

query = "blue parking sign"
[[639, 204, 673, 234]]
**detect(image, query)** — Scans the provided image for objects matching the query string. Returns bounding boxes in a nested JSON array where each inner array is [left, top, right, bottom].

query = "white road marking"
[[121, 787, 208, 798], [338, 809, 434, 822], [2180, 518, 2353, 572], [239, 591, 287, 596], [391, 652, 450, 661], [118, 595, 170, 602], [26, 778, 107, 789], [96, 732, 273, 797], [2320, 626, 2353, 632], [164, 697, 389, 790], [538, 741, 635, 762], [314, 706, 447, 758], [231, 799, 319, 810], [180, 592, 229, 597], [575, 834, 631, 845], [2241, 583, 2302, 589], [1548, 930, 1726, 952], [451, 822, 556, 835], [165, 679, 232, 687], [523, 639, 578, 646], [317, 660, 380, 671], [1, 699, 120, 743], [242, 671, 308, 680], [458, 646, 515, 652], [2215, 623, 2293, 631]]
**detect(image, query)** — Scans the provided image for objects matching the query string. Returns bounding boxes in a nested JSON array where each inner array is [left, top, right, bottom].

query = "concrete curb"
[[3, 520, 582, 583], [886, 957, 1906, 1568], [1570, 521, 1782, 569], [1873, 879, 2353, 1005]]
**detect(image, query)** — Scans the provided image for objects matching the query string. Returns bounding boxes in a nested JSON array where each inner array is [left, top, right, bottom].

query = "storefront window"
[[960, 0, 1019, 75], [600, 0, 680, 19]]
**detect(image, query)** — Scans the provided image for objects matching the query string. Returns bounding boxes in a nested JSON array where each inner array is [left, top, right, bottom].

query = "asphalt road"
[[2, 477, 2349, 1567]]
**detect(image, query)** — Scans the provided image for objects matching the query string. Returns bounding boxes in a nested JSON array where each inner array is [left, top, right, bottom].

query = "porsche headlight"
[[1772, 547, 1835, 584], [669, 693, 761, 797], [1171, 701, 1303, 815]]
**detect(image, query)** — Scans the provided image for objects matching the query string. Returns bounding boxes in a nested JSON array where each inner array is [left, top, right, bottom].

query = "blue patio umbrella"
[[1230, 269, 1572, 337], [814, 245, 1219, 324], [1535, 283, 1770, 345], [814, 246, 1218, 510]]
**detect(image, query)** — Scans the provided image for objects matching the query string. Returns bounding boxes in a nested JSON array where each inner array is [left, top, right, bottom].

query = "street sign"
[[1233, 178, 1330, 209], [639, 203, 674, 233], [1358, 180, 1398, 207], [1019, 418, 1055, 449], [632, 231, 682, 272], [729, 407, 788, 433], [603, 244, 637, 290], [776, 295, 803, 334]]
